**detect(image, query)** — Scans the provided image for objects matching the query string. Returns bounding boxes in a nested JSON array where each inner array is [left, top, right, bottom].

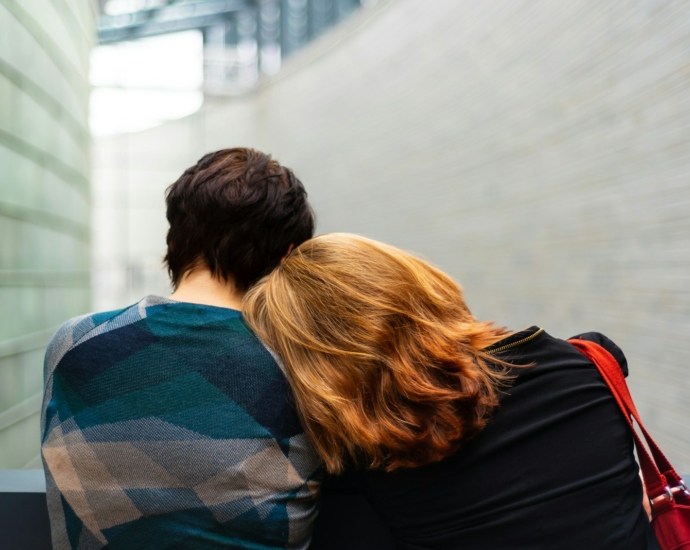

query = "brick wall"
[[94, 0, 690, 469]]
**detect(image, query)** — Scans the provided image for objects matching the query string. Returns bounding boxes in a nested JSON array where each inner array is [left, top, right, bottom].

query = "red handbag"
[[569, 338, 690, 550]]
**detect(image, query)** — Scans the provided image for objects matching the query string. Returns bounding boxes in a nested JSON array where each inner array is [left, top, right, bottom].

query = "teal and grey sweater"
[[41, 295, 321, 549]]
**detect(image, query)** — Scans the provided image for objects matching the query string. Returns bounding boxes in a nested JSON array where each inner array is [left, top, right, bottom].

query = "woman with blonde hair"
[[243, 233, 658, 549]]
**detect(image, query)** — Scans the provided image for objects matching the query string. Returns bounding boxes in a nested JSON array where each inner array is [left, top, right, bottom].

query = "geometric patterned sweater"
[[41, 295, 321, 550]]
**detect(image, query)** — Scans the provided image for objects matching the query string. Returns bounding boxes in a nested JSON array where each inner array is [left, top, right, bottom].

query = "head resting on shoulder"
[[164, 147, 315, 292], [243, 233, 512, 474]]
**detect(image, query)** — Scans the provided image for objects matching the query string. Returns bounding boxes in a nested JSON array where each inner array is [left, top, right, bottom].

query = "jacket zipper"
[[485, 328, 545, 355]]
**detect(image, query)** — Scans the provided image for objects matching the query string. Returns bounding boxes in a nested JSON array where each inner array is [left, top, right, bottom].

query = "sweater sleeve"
[[569, 332, 629, 377]]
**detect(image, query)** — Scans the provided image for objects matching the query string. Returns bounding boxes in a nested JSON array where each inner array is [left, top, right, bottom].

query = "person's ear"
[[280, 244, 294, 265]]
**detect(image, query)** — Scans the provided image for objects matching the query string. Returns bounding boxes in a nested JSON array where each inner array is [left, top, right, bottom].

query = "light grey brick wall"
[[94, 0, 690, 470]]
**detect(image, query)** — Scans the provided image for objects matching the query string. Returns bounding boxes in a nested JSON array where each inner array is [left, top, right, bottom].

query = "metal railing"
[[0, 470, 51, 550], [5, 469, 684, 549]]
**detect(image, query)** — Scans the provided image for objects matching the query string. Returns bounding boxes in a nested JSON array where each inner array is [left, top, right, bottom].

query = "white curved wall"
[[94, 0, 690, 470]]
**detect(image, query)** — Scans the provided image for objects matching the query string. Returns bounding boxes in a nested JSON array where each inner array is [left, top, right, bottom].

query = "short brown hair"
[[164, 148, 315, 291], [243, 234, 513, 474]]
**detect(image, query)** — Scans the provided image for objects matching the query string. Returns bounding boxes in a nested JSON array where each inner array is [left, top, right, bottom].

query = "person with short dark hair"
[[164, 148, 315, 293], [41, 148, 320, 550]]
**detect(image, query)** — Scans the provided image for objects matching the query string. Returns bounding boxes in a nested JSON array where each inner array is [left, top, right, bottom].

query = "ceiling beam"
[[98, 0, 254, 44]]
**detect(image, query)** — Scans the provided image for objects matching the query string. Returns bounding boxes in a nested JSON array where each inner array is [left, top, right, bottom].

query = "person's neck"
[[169, 268, 245, 311]]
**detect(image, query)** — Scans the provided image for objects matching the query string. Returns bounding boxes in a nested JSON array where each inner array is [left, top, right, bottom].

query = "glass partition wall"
[[0, 0, 96, 468]]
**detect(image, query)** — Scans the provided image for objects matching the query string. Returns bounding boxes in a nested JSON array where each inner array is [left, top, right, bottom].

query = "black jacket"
[[311, 328, 659, 550]]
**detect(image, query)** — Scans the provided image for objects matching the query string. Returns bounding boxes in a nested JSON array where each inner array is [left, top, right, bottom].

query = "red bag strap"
[[568, 338, 683, 500]]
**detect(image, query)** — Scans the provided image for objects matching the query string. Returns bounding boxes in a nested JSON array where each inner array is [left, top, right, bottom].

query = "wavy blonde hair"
[[243, 234, 512, 474]]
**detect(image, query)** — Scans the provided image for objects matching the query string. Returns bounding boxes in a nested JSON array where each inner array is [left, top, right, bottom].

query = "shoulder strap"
[[568, 338, 682, 499]]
